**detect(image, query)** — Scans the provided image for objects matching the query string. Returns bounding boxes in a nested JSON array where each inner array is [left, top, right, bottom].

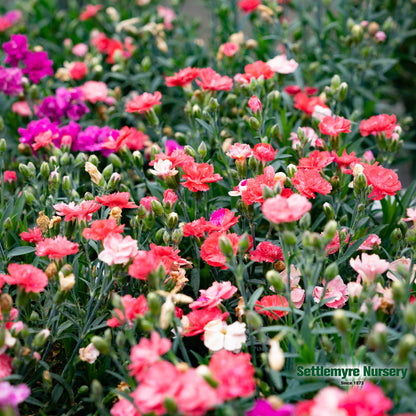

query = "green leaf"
[[7, 246, 36, 259]]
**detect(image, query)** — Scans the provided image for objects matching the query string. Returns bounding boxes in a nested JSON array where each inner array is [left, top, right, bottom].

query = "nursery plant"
[[0, 0, 415, 416]]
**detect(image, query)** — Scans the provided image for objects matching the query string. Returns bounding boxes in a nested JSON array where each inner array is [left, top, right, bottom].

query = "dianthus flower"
[[149, 243, 190, 271], [181, 162, 222, 192], [244, 61, 274, 80], [128, 331, 171, 381], [248, 95, 262, 113], [96, 192, 138, 209], [292, 169, 332, 199], [22, 51, 54, 84], [0, 263, 48, 293], [267, 54, 299, 74], [12, 101, 31, 117], [252, 143, 277, 163], [196, 68, 233, 91], [3, 171, 17, 183], [79, 81, 110, 104], [125, 91, 162, 113], [350, 253, 389, 283], [165, 67, 200, 87], [163, 189, 177, 206], [80, 4, 103, 20], [289, 127, 324, 149], [221, 42, 240, 57], [181, 307, 229, 337], [107, 294, 148, 328], [72, 125, 117, 155], [359, 234, 381, 251], [32, 130, 55, 151], [3, 34, 28, 67], [131, 361, 181, 415], [148, 159, 178, 178], [183, 218, 210, 238], [200, 232, 241, 269], [143, 197, 164, 214], [313, 276, 348, 308], [294, 92, 327, 115], [175, 369, 221, 416], [362, 163, 401, 200], [0, 355, 13, 381], [226, 143, 252, 161], [128, 250, 162, 281], [209, 350, 256, 400], [82, 218, 125, 240], [332, 149, 360, 173], [319, 115, 351, 137], [98, 233, 138, 265], [68, 61, 88, 80], [298, 150, 334, 170], [36, 236, 79, 259], [238, 0, 260, 13], [207, 208, 240, 233], [110, 398, 140, 416], [360, 114, 397, 138], [255, 295, 289, 319], [0, 381, 30, 411], [190, 281, 238, 310], [325, 230, 349, 255], [262, 193, 312, 224], [0, 67, 23, 96], [102, 126, 148, 152], [20, 226, 44, 244], [241, 166, 281, 206], [151, 149, 194, 169], [54, 200, 101, 222], [339, 382, 393, 416], [250, 241, 283, 263]]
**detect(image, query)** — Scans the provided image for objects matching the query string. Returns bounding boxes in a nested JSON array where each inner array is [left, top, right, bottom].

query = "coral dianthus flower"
[[126, 91, 162, 113]]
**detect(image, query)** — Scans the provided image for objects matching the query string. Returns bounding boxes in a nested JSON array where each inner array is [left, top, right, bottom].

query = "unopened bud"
[[323, 202, 334, 220], [0, 138, 6, 153], [0, 294, 13, 313], [334, 310, 348, 333], [85, 162, 104, 186], [209, 97, 219, 112], [324, 263, 339, 280], [167, 212, 178, 229], [286, 164, 297, 178], [91, 336, 109, 355], [33, 329, 51, 348], [151, 200, 164, 216], [40, 162, 50, 179], [282, 231, 296, 246], [147, 292, 161, 315], [184, 145, 196, 158], [262, 185, 274, 201], [323, 220, 338, 242], [198, 141, 207, 159], [246, 310, 263, 329], [268, 339, 285, 371], [392, 280, 406, 303], [249, 117, 260, 131], [219, 235, 234, 259], [398, 334, 416, 361], [266, 270, 284, 292]]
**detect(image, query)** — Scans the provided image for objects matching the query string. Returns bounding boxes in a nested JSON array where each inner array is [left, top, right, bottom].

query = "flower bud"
[[392, 280, 406, 303], [102, 164, 114, 180], [19, 163, 33, 179], [91, 336, 109, 355], [147, 292, 161, 315], [132, 150, 143, 168], [219, 235, 234, 259], [0, 138, 6, 153], [398, 334, 416, 361], [160, 297, 175, 330], [268, 339, 285, 371], [172, 228, 183, 245], [323, 202, 334, 220], [324, 262, 339, 281], [151, 200, 164, 216], [33, 329, 51, 348], [0, 294, 13, 313], [267, 90, 280, 110], [163, 230, 170, 245], [266, 270, 284, 292], [40, 162, 50, 180], [90, 379, 103, 402], [209, 97, 219, 112], [62, 175, 72, 195], [184, 145, 196, 158], [390, 228, 402, 244], [262, 185, 274, 201], [85, 162, 104, 186], [238, 232, 251, 254], [333, 310, 348, 333], [108, 172, 121, 191], [246, 310, 263, 329], [330, 74, 341, 90], [323, 220, 337, 242], [270, 124, 280, 139], [192, 104, 202, 118], [282, 231, 296, 246], [338, 82, 348, 101], [286, 164, 297, 178], [249, 117, 260, 131], [299, 212, 311, 230], [198, 141, 207, 159], [403, 304, 416, 328], [167, 212, 178, 229]]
